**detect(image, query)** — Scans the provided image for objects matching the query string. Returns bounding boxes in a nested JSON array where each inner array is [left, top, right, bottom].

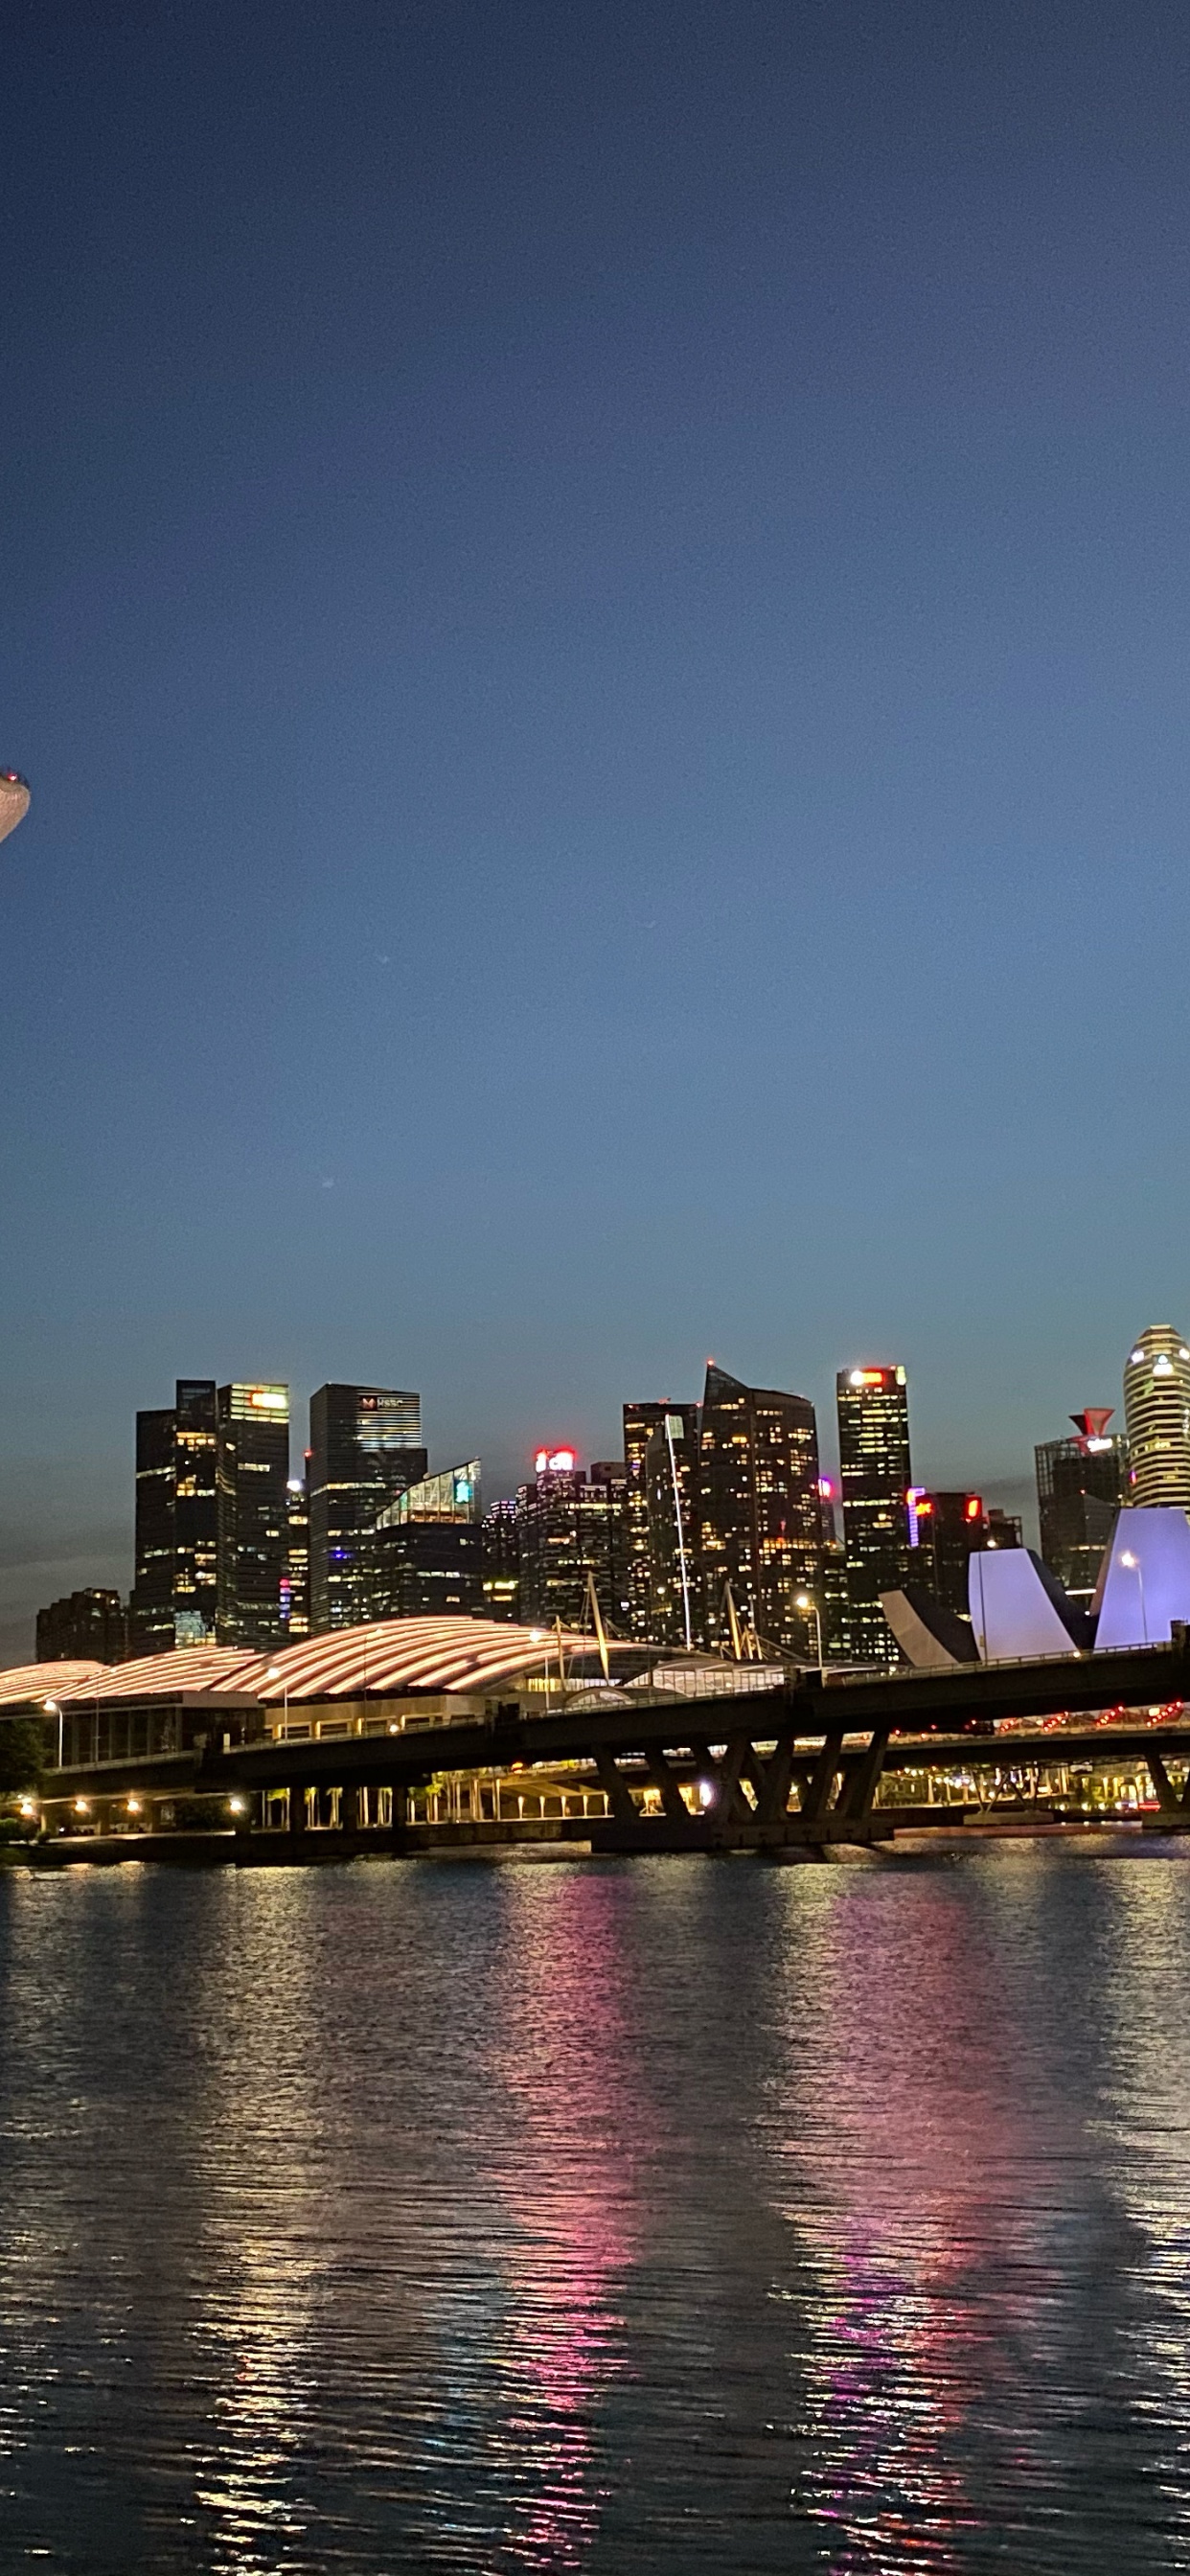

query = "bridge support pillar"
[[796, 1728, 845, 1839], [837, 1725, 891, 1833], [691, 1735, 755, 1841], [1146, 1749, 1190, 1824], [645, 1748, 692, 1828], [340, 1783, 360, 1834], [749, 1736, 797, 1837], [288, 1785, 308, 1839], [593, 1748, 640, 1827]]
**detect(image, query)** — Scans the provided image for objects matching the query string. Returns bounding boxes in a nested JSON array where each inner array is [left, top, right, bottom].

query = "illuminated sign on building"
[[534, 1447, 578, 1475]]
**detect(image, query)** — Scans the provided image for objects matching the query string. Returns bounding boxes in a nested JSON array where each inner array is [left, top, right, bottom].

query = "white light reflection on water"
[[8, 1848, 1190, 2572]]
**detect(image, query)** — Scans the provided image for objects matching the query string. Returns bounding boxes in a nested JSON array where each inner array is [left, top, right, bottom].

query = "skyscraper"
[[131, 1381, 219, 1653], [215, 1383, 289, 1648], [133, 1378, 286, 1653], [516, 1450, 629, 1630], [131, 1404, 176, 1654], [36, 1588, 127, 1665], [906, 1489, 987, 1620], [623, 1398, 700, 1645], [481, 1498, 521, 1622], [836, 1364, 911, 1664], [1123, 1327, 1190, 1506], [308, 1384, 426, 1631], [698, 1365, 822, 1660], [282, 1467, 310, 1639], [368, 1461, 483, 1618], [172, 1380, 218, 1644]]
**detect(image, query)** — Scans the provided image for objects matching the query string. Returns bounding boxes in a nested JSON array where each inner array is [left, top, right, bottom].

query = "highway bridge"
[[28, 1623, 1190, 1855]]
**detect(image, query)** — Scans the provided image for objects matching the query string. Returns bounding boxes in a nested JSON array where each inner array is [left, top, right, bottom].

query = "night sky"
[[4, 1, 1190, 1654]]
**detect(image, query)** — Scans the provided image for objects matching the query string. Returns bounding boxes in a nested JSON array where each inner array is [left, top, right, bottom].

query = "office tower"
[[624, 1401, 668, 1634], [482, 1498, 521, 1622], [1123, 1327, 1190, 1506], [698, 1365, 822, 1660], [282, 1467, 310, 1639], [516, 1450, 630, 1630], [215, 1384, 289, 1648], [35, 1588, 127, 1666], [308, 1385, 426, 1631], [836, 1364, 912, 1664], [173, 1380, 218, 1644], [131, 1405, 176, 1653], [368, 1461, 482, 1618], [906, 1490, 987, 1620], [1036, 1411, 1129, 1598], [623, 1399, 701, 1645], [131, 1380, 218, 1653], [814, 1477, 849, 1661], [986, 1506, 1022, 1550]]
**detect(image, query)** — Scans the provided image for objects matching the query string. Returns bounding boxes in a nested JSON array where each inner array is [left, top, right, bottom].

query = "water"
[[4, 1844, 1190, 2572]]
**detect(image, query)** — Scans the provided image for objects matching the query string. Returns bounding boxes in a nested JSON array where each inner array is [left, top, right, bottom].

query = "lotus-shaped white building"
[[884, 1505, 1190, 1666]]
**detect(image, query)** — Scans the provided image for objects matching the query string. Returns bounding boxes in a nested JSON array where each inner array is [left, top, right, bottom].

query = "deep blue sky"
[[4, 0, 1190, 1652]]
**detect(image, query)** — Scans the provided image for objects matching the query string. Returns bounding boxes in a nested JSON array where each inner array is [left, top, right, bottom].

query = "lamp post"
[[42, 1697, 62, 1771], [263, 1663, 290, 1725], [1120, 1549, 1149, 1645], [795, 1593, 825, 1679]]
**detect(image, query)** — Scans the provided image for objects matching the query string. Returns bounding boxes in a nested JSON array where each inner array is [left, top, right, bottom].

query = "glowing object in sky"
[[0, 770, 30, 844]]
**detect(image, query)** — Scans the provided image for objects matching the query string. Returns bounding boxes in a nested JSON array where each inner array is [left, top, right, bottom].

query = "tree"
[[0, 1718, 45, 1795]]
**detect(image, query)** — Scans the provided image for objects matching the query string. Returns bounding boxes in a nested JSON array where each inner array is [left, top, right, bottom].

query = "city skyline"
[[10, 1321, 1178, 1666]]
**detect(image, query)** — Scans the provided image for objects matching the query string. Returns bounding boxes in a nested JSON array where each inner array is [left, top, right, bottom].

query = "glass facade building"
[[623, 1399, 701, 1645], [216, 1383, 289, 1648], [516, 1453, 629, 1631], [698, 1365, 822, 1660], [308, 1384, 425, 1631], [36, 1588, 127, 1665], [368, 1461, 483, 1619], [132, 1381, 218, 1653], [481, 1498, 521, 1622], [283, 1468, 310, 1639], [1036, 1414, 1129, 1598], [131, 1405, 176, 1654], [836, 1365, 912, 1664], [906, 1489, 987, 1621]]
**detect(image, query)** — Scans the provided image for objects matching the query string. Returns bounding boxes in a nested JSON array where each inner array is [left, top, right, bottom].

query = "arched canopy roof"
[[0, 1620, 629, 1712], [0, 1660, 107, 1711], [234, 1617, 620, 1703]]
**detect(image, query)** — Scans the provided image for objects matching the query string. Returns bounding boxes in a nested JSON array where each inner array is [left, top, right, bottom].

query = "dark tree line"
[[0, 1720, 45, 1795]]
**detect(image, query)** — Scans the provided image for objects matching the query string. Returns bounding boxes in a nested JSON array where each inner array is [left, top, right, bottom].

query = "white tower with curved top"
[[0, 770, 30, 844], [1124, 1324, 1190, 1506]]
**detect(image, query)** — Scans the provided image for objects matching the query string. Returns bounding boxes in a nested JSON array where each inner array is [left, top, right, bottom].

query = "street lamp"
[[1120, 1549, 1149, 1645], [42, 1697, 62, 1770], [795, 1593, 825, 1677], [263, 1663, 290, 1725]]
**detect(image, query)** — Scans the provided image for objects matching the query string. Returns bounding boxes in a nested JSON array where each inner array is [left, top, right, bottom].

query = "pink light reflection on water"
[[479, 1869, 648, 2572], [775, 1873, 1072, 2569]]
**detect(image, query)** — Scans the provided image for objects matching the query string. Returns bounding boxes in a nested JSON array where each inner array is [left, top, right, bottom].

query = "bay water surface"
[[3, 1842, 1190, 2572]]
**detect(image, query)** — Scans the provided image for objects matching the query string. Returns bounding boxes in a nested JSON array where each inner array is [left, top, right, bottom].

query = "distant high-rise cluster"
[[32, 1313, 1190, 1673]]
